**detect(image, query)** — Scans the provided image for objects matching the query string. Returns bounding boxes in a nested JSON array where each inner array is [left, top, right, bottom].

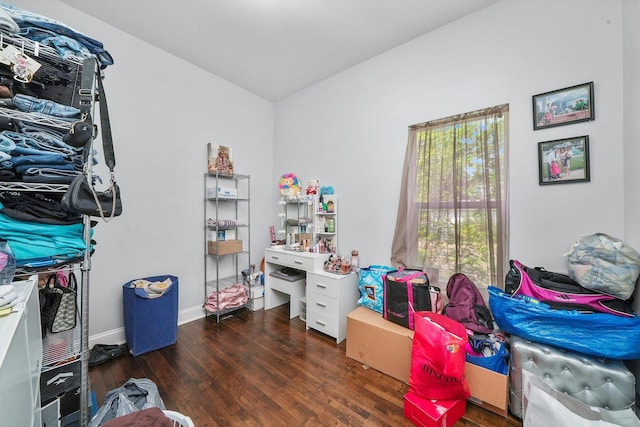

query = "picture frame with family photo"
[[538, 136, 590, 185]]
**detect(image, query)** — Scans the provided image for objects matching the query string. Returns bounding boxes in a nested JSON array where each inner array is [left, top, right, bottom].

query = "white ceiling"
[[58, 0, 497, 102]]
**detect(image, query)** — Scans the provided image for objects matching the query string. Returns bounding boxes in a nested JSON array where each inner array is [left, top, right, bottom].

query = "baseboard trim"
[[88, 304, 206, 348]]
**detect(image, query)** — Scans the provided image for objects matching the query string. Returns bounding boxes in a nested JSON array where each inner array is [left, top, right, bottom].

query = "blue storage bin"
[[123, 275, 178, 356]]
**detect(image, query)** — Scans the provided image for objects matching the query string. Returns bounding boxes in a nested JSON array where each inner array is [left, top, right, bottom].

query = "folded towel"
[[0, 290, 18, 307], [0, 284, 14, 298]]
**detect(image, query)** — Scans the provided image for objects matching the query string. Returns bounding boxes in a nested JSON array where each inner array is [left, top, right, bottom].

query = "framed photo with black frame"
[[532, 82, 594, 130], [538, 136, 590, 185]]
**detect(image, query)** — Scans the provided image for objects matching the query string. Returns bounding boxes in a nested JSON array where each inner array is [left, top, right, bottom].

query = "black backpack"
[[442, 273, 494, 334]]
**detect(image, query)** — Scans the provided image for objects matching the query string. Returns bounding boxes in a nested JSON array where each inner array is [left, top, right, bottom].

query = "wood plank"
[[89, 305, 522, 426]]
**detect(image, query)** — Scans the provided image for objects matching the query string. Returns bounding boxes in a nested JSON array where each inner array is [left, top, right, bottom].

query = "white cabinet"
[[0, 275, 42, 427], [305, 270, 359, 344]]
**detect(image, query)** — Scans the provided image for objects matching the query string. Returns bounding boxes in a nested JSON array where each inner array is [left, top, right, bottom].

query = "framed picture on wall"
[[532, 82, 594, 130], [538, 135, 590, 185]]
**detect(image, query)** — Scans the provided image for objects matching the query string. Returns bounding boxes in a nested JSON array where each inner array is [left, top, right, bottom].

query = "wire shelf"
[[42, 325, 81, 368]]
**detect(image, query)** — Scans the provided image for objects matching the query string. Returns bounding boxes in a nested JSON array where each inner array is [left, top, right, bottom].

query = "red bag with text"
[[409, 312, 470, 400]]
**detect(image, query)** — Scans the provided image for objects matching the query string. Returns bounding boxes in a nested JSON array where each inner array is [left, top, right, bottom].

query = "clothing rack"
[[0, 30, 85, 65], [0, 34, 97, 426]]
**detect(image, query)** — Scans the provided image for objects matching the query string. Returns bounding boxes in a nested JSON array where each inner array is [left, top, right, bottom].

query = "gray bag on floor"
[[89, 378, 165, 427]]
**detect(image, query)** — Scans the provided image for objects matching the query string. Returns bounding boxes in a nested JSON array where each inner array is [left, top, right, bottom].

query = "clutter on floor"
[[89, 344, 128, 367], [350, 233, 640, 425], [89, 378, 194, 427]]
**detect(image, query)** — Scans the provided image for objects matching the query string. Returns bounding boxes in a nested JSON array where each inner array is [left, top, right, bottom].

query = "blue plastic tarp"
[[488, 286, 640, 360]]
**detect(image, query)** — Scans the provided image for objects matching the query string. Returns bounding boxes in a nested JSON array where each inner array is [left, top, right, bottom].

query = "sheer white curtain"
[[391, 104, 509, 287]]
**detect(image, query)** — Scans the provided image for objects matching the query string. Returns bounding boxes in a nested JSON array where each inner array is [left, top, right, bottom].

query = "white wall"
[[13, 0, 275, 342], [274, 0, 625, 277], [623, 0, 640, 394], [624, 0, 640, 293]]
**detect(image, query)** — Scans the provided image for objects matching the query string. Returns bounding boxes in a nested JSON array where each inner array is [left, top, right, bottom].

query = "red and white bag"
[[409, 312, 470, 400]]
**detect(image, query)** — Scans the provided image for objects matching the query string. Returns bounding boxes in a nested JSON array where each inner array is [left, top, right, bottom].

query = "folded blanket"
[[205, 283, 248, 311]]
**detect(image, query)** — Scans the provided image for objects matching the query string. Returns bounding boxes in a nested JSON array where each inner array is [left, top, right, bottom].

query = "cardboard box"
[[205, 187, 238, 199], [464, 362, 509, 417], [207, 229, 236, 241], [346, 306, 414, 383], [403, 391, 466, 427], [40, 359, 81, 405], [217, 187, 237, 198], [345, 306, 509, 417], [207, 239, 242, 255]]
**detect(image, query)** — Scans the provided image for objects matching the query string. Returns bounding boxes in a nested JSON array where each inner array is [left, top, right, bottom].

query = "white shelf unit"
[[314, 194, 338, 254], [280, 195, 314, 250], [204, 172, 251, 322]]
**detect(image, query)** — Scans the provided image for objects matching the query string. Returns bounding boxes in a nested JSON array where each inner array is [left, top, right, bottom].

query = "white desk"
[[264, 248, 359, 343], [264, 248, 329, 317]]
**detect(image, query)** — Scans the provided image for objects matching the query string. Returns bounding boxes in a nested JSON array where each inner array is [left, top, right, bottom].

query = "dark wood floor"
[[89, 305, 523, 426]]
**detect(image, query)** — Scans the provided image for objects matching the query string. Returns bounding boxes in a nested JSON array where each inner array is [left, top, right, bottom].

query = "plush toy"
[[319, 185, 334, 195], [306, 179, 319, 195], [279, 173, 301, 198]]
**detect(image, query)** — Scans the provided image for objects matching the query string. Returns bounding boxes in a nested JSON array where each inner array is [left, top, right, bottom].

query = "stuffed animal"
[[279, 173, 301, 198], [306, 179, 319, 195], [319, 185, 334, 195]]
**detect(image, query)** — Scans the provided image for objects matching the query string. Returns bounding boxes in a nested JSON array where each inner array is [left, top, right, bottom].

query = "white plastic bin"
[[163, 410, 195, 427]]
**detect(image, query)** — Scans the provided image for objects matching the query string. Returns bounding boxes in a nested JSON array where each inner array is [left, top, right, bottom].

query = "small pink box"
[[403, 390, 466, 427]]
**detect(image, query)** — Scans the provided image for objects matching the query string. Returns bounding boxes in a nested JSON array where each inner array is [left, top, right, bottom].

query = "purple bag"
[[442, 273, 494, 334], [505, 259, 634, 317]]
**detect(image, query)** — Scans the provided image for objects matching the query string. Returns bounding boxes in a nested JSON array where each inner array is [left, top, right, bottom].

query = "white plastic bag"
[[522, 370, 640, 427], [89, 378, 165, 427], [566, 233, 640, 300]]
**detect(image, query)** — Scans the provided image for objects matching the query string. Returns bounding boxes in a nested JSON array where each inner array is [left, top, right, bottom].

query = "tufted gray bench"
[[509, 335, 636, 419]]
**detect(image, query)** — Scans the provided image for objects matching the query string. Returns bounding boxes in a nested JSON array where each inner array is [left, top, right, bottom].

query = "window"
[[391, 104, 509, 287]]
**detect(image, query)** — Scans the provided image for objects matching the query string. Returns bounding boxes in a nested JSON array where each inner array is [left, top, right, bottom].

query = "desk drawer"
[[287, 254, 313, 271], [265, 251, 312, 270], [307, 309, 338, 337], [307, 292, 338, 316], [306, 272, 339, 299], [265, 251, 290, 265]]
